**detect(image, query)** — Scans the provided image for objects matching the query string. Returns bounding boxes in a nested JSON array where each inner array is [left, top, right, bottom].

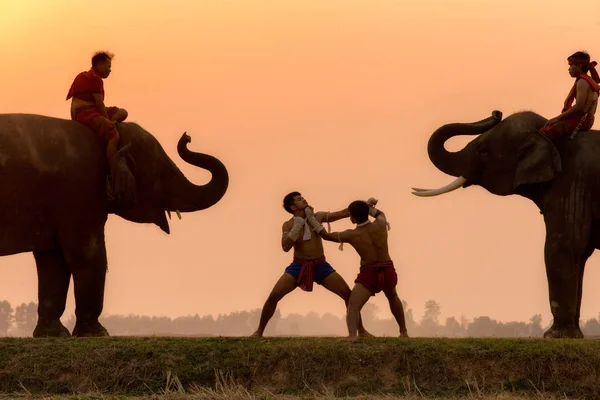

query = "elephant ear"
[[513, 131, 562, 189]]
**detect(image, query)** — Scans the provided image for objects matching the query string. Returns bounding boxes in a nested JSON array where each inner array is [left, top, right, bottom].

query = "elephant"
[[412, 109, 600, 339], [0, 113, 229, 337]]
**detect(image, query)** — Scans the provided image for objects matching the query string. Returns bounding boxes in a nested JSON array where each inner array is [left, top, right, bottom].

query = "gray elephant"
[[0, 113, 229, 337], [412, 110, 600, 339]]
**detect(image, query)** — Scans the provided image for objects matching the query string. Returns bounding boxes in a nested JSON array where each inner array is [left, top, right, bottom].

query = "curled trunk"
[[427, 111, 502, 177], [169, 133, 229, 212]]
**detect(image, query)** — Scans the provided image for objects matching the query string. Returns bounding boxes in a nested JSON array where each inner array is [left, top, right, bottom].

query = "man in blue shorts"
[[251, 191, 372, 337]]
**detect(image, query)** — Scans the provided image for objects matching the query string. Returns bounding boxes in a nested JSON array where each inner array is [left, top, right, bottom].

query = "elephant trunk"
[[427, 111, 503, 177], [412, 111, 503, 197], [168, 133, 229, 212]]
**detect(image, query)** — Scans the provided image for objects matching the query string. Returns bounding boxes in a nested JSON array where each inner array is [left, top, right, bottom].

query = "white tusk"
[[411, 176, 467, 197], [167, 210, 172, 220], [176, 210, 182, 220]]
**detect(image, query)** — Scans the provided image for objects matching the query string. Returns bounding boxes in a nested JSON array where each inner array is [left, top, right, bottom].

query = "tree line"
[[2, 299, 600, 337]]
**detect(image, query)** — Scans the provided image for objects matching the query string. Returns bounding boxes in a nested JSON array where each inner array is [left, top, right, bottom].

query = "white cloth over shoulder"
[[303, 220, 312, 241]]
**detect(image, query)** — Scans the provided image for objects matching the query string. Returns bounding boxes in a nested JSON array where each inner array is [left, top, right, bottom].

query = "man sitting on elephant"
[[66, 51, 130, 200], [315, 199, 408, 341], [250, 191, 372, 337], [541, 51, 600, 140]]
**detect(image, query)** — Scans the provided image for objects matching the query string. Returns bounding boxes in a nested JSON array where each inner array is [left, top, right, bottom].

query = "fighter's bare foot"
[[358, 330, 375, 338], [400, 332, 409, 338], [250, 331, 263, 338], [342, 335, 359, 342]]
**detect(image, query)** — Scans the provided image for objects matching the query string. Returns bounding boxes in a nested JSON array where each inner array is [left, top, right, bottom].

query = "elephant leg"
[[32, 250, 71, 338], [575, 245, 594, 330], [543, 205, 591, 339], [61, 229, 110, 337]]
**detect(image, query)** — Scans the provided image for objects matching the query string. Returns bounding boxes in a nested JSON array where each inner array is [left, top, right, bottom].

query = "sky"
[[0, 0, 599, 329]]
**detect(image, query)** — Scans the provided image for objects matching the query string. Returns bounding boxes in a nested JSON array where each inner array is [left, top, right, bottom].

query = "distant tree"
[[320, 312, 344, 336], [529, 314, 544, 337], [443, 316, 464, 337], [361, 303, 380, 326], [0, 301, 13, 335], [282, 313, 303, 336], [460, 315, 469, 330], [582, 318, 600, 337], [14, 302, 37, 333], [467, 316, 498, 337], [401, 300, 417, 333], [303, 312, 322, 336], [498, 321, 529, 337], [420, 300, 441, 335], [151, 316, 172, 334]]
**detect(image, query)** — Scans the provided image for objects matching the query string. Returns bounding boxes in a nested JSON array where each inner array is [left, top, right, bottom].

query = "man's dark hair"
[[92, 51, 114, 67], [568, 51, 591, 72], [348, 200, 369, 224], [283, 191, 301, 214]]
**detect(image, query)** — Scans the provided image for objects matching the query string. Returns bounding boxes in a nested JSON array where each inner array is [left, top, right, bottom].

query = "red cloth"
[[539, 115, 595, 140], [562, 74, 600, 113], [73, 105, 119, 141], [295, 257, 325, 292], [66, 69, 105, 102], [355, 260, 397, 295]]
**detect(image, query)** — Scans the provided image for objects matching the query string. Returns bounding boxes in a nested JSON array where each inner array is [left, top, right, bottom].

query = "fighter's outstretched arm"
[[318, 228, 353, 243], [314, 196, 379, 225], [315, 208, 349, 224]]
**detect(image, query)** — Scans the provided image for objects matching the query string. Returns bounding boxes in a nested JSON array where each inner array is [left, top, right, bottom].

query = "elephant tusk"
[[167, 210, 172, 220], [411, 176, 467, 197], [176, 210, 182, 220]]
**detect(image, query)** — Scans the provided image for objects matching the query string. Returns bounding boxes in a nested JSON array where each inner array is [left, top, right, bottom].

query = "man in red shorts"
[[540, 51, 599, 140], [66, 51, 130, 199], [316, 198, 408, 341]]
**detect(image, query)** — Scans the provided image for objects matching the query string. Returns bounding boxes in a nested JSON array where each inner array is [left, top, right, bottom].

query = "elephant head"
[[413, 110, 562, 198], [108, 123, 229, 234]]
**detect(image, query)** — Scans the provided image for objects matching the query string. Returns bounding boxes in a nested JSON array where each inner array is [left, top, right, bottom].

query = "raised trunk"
[[169, 133, 229, 212], [428, 111, 503, 177]]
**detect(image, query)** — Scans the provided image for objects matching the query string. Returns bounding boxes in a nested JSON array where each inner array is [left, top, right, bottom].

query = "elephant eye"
[[477, 147, 489, 157]]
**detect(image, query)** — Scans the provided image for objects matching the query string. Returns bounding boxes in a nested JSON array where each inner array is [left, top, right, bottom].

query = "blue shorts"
[[285, 259, 336, 285]]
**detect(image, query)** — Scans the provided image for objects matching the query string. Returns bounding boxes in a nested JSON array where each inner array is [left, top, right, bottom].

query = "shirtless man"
[[66, 51, 129, 198], [251, 191, 371, 337], [317, 199, 408, 341], [541, 51, 600, 140]]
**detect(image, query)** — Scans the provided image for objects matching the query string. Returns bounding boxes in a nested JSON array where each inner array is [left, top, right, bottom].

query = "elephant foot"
[[543, 323, 584, 339], [33, 319, 71, 338], [72, 321, 110, 337]]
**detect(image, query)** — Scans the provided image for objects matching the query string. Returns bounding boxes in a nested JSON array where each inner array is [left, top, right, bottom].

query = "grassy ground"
[[0, 336, 597, 399], [0, 395, 576, 400]]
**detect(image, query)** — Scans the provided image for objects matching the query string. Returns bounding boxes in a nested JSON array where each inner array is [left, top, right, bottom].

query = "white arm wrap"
[[306, 214, 324, 233], [287, 217, 305, 241], [368, 207, 380, 217]]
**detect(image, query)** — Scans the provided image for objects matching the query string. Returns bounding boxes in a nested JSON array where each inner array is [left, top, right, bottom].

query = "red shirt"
[[65, 68, 104, 101]]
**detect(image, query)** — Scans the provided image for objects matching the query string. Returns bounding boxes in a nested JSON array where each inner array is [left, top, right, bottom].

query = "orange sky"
[[0, 0, 599, 328]]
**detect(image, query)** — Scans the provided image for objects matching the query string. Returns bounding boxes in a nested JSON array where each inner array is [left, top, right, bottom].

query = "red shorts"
[[355, 260, 397, 295], [72, 105, 120, 141], [539, 115, 594, 140]]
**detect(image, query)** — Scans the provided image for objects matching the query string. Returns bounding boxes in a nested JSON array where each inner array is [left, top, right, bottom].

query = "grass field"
[[0, 336, 597, 399]]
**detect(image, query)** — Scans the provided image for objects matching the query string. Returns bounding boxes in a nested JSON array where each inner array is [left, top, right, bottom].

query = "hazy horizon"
[[1, 0, 600, 328]]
